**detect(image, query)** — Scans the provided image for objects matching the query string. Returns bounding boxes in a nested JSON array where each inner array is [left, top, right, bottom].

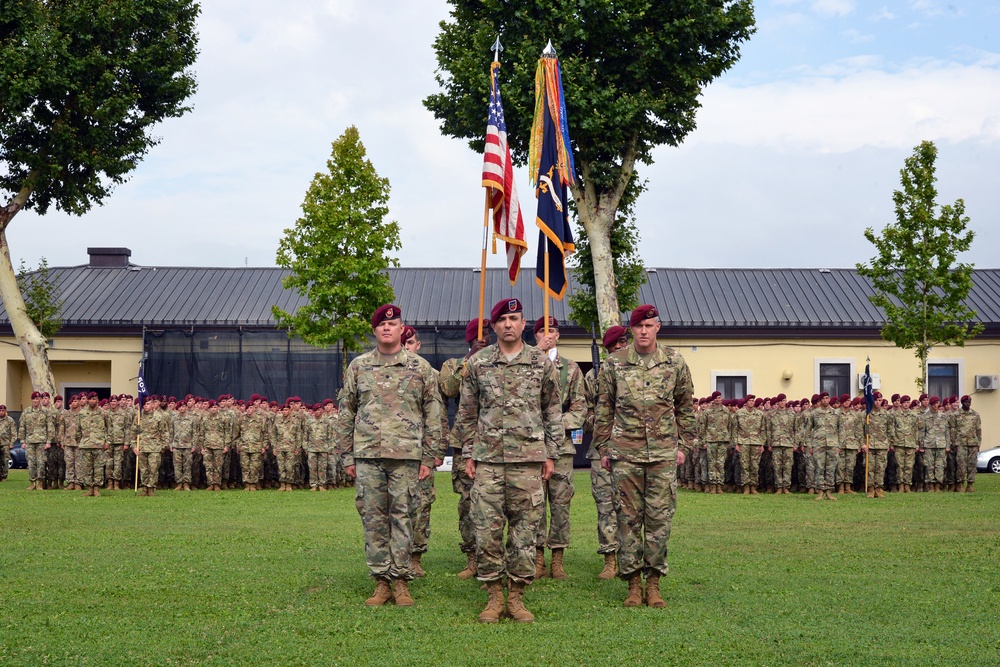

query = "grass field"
[[1, 469, 998, 666]]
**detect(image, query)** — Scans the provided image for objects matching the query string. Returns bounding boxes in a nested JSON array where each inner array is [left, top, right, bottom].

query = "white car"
[[976, 446, 1000, 474], [437, 456, 453, 473]]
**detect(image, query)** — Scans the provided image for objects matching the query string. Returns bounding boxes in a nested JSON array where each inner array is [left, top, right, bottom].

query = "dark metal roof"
[[4, 264, 1000, 333]]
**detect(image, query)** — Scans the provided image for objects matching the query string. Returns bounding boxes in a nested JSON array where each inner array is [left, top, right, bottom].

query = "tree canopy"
[[273, 126, 400, 354], [425, 0, 754, 329], [856, 140, 983, 390]]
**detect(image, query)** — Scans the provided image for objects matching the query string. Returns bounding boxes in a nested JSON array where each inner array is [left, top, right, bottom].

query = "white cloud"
[[871, 6, 896, 20], [842, 28, 875, 43], [811, 0, 854, 18]]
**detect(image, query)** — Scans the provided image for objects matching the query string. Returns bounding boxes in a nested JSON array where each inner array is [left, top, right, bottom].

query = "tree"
[[16, 258, 63, 340], [273, 126, 401, 354], [425, 0, 754, 329], [0, 0, 199, 393], [856, 140, 984, 391]]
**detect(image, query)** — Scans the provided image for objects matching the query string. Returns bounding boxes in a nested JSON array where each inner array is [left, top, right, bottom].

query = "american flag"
[[482, 63, 527, 285]]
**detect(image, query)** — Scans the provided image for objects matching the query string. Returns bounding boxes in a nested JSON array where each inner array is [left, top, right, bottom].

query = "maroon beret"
[[490, 298, 522, 322], [629, 304, 659, 327], [961, 395, 971, 402], [465, 318, 490, 344], [891, 393, 900, 402], [711, 391, 722, 399], [900, 395, 910, 403], [207, 399, 216, 408], [910, 400, 919, 408], [852, 397, 862, 406], [919, 393, 929, 400], [745, 394, 756, 401], [820, 391, 829, 398], [87, 391, 98, 398], [533, 316, 558, 335], [775, 393, 786, 401], [754, 398, 763, 407], [401, 325, 416, 345], [250, 393, 261, 402], [323, 398, 334, 405], [873, 391, 882, 399], [99, 399, 108, 407], [371, 304, 402, 328], [42, 391, 50, 398], [929, 396, 940, 405], [0, 405, 5, 410], [602, 325, 628, 350], [840, 393, 850, 403], [53, 395, 63, 402]]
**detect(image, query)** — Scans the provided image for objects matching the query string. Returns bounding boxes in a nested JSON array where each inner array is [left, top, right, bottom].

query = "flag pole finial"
[[542, 39, 556, 56], [492, 36, 503, 62]]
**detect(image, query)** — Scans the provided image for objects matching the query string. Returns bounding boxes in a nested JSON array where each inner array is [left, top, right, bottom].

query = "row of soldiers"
[[676, 390, 983, 498], [5, 390, 355, 495]]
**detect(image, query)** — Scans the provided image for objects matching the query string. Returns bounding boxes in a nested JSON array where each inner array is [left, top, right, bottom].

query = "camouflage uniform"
[[60, 409, 81, 488], [892, 409, 920, 487], [535, 353, 585, 552], [137, 408, 172, 490], [952, 408, 981, 486], [18, 406, 53, 485], [0, 414, 16, 480], [593, 343, 696, 580], [76, 405, 109, 488], [765, 407, 797, 490], [201, 411, 229, 487], [440, 356, 477, 556], [412, 368, 450, 557], [808, 405, 840, 492], [240, 409, 271, 486], [46, 406, 64, 487], [584, 368, 617, 556], [454, 344, 561, 584], [272, 413, 303, 484], [106, 407, 133, 486], [795, 407, 813, 490], [171, 411, 200, 485], [338, 348, 442, 581], [837, 409, 863, 488], [305, 413, 331, 489], [866, 409, 893, 491], [701, 403, 731, 487], [733, 407, 766, 490], [921, 410, 950, 484]]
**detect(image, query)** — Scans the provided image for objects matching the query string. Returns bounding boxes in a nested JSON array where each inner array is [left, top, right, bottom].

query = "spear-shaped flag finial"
[[491, 36, 503, 62], [542, 39, 556, 56]]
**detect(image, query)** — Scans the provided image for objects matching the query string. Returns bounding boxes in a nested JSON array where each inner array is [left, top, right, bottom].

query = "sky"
[[11, 0, 1000, 272]]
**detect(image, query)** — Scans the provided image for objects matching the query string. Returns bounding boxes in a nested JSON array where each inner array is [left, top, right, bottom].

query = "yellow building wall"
[[561, 336, 998, 448], [0, 336, 142, 409]]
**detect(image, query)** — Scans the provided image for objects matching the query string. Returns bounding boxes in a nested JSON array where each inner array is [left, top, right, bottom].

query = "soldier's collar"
[[372, 347, 409, 366]]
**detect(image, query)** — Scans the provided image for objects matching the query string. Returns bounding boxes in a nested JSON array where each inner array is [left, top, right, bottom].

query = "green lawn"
[[1, 469, 997, 666]]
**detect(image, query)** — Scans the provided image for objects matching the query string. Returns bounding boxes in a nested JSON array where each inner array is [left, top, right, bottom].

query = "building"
[[1, 248, 996, 445]]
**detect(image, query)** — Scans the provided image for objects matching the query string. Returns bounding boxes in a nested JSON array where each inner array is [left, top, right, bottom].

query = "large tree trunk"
[[0, 179, 56, 396]]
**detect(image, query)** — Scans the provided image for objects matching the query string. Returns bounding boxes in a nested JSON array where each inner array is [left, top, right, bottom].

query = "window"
[[928, 363, 959, 399], [819, 363, 851, 398], [715, 375, 747, 400]]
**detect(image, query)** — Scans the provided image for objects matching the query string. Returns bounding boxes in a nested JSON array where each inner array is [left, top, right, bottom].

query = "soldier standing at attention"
[[808, 392, 840, 501], [60, 395, 82, 490], [701, 392, 731, 495], [863, 392, 893, 498], [953, 395, 981, 492], [201, 400, 229, 492], [594, 305, 696, 609], [766, 395, 796, 494], [171, 401, 199, 491], [439, 318, 491, 580], [76, 392, 110, 496], [305, 403, 331, 492], [19, 391, 52, 491], [0, 404, 15, 482], [135, 395, 170, 496], [733, 395, 766, 495], [921, 397, 949, 491], [240, 402, 270, 491], [339, 304, 442, 608], [455, 298, 560, 623], [583, 325, 628, 578], [531, 316, 586, 581]]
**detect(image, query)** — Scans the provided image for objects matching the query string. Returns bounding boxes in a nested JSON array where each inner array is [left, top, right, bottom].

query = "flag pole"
[[134, 404, 141, 494], [478, 188, 491, 340], [544, 236, 551, 335]]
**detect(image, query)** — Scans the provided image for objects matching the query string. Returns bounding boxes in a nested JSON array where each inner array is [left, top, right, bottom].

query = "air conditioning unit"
[[975, 374, 999, 391], [858, 373, 881, 390]]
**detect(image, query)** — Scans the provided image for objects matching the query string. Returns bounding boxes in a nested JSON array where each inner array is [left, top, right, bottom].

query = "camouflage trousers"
[[590, 459, 617, 555], [924, 449, 945, 484], [694, 447, 708, 485], [707, 442, 727, 485], [412, 472, 436, 554], [354, 458, 419, 580], [307, 451, 329, 488], [26, 443, 46, 482], [867, 449, 888, 489], [957, 446, 979, 485], [535, 454, 575, 550], [611, 459, 676, 579], [241, 450, 263, 485], [0, 444, 8, 479], [837, 449, 859, 486], [804, 449, 817, 489], [678, 445, 694, 485], [106, 445, 125, 482], [472, 462, 544, 584], [738, 445, 763, 488], [944, 449, 957, 486], [451, 464, 476, 554], [203, 448, 225, 486], [172, 448, 193, 484], [772, 447, 795, 489], [276, 451, 296, 484], [78, 448, 106, 487], [64, 445, 80, 486], [894, 447, 916, 487], [138, 451, 161, 488], [47, 445, 65, 485], [813, 447, 838, 491]]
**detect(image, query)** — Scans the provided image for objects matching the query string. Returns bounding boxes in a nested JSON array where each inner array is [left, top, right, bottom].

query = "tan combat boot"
[[549, 548, 568, 580], [694, 482, 704, 492], [624, 573, 644, 607], [457, 551, 477, 580], [92, 485, 101, 497], [825, 490, 837, 500], [506, 580, 534, 623], [750, 485, 759, 495], [26, 480, 36, 491], [966, 483, 974, 493], [184, 483, 191, 491], [866, 486, 875, 498], [174, 484, 183, 491], [318, 485, 327, 492], [310, 485, 319, 492], [365, 578, 393, 606], [742, 484, 750, 496], [952, 484, 960, 493], [84, 486, 95, 497], [845, 484, 855, 495], [597, 553, 617, 580], [875, 487, 886, 498], [534, 548, 547, 579], [139, 487, 148, 496], [392, 579, 414, 606], [814, 489, 825, 500], [411, 552, 426, 578], [147, 487, 155, 496], [646, 574, 666, 608], [477, 581, 504, 623]]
